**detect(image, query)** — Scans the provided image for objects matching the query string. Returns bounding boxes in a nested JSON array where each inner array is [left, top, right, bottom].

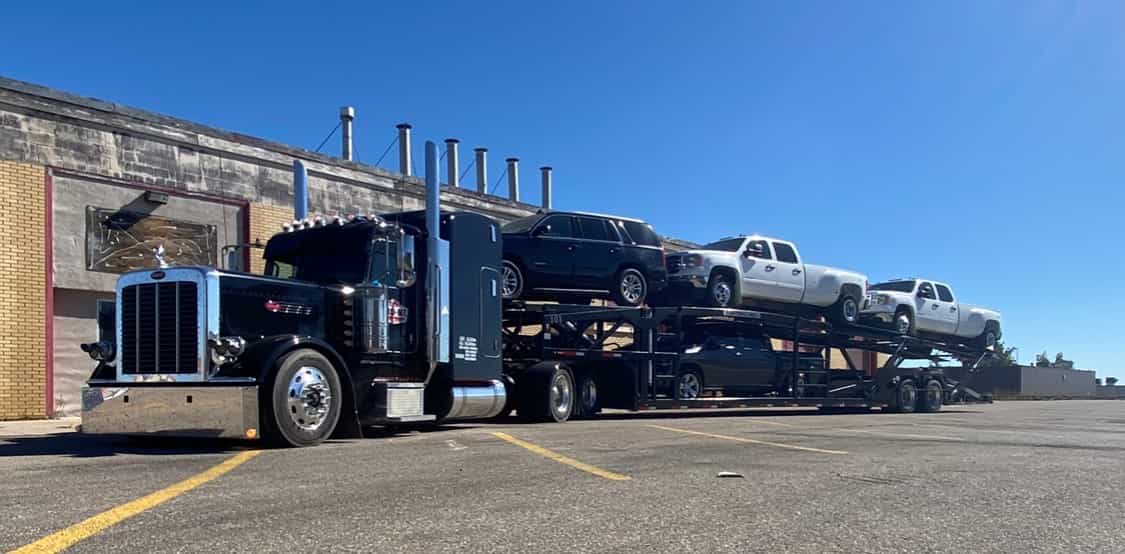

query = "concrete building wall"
[[0, 161, 47, 419]]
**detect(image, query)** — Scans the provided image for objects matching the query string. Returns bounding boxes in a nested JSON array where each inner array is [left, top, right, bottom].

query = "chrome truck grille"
[[120, 282, 200, 374]]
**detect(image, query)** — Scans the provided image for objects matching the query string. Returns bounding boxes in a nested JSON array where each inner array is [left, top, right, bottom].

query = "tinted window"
[[702, 238, 745, 252], [537, 216, 573, 238], [501, 215, 541, 234], [773, 242, 799, 264], [870, 280, 916, 293], [935, 284, 954, 302], [741, 336, 771, 353], [918, 282, 937, 299], [746, 240, 772, 260], [621, 220, 662, 247], [577, 217, 612, 241]]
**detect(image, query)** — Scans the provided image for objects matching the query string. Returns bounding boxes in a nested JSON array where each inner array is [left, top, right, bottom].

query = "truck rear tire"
[[265, 349, 342, 447], [889, 379, 917, 414], [517, 362, 575, 423], [918, 379, 944, 413], [612, 268, 648, 307], [976, 323, 999, 350], [831, 294, 861, 325]]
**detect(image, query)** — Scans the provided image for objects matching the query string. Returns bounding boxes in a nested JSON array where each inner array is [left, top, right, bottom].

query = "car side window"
[[935, 284, 954, 302], [746, 240, 773, 260], [537, 216, 573, 238], [918, 282, 937, 300], [576, 216, 612, 241], [741, 337, 769, 353], [772, 242, 799, 264]]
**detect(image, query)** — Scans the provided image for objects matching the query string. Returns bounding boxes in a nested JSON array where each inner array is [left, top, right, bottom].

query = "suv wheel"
[[501, 260, 523, 300], [612, 268, 647, 307]]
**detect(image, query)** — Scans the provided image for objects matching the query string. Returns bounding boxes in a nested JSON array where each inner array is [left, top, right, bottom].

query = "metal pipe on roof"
[[539, 166, 552, 210], [340, 106, 355, 161], [474, 148, 488, 194], [445, 138, 460, 187], [506, 157, 519, 202], [397, 123, 413, 176]]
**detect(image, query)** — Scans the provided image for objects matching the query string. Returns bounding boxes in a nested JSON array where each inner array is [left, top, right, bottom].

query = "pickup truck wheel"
[[612, 268, 647, 307], [266, 349, 342, 447], [500, 261, 524, 300], [831, 294, 860, 325], [674, 369, 703, 400], [919, 379, 944, 413], [893, 308, 914, 336], [890, 379, 917, 414], [976, 324, 999, 350], [707, 274, 735, 308]]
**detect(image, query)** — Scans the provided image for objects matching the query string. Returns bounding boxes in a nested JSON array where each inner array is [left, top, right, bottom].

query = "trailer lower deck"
[[501, 303, 994, 421]]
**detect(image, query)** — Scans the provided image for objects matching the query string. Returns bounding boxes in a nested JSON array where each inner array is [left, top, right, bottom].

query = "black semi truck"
[[80, 141, 992, 447]]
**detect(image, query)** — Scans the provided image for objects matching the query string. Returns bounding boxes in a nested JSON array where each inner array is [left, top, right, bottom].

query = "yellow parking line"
[[12, 450, 261, 554], [491, 432, 631, 481], [648, 424, 848, 455]]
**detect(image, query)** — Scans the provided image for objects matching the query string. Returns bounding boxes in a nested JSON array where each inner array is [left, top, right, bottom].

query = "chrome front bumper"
[[81, 384, 261, 440]]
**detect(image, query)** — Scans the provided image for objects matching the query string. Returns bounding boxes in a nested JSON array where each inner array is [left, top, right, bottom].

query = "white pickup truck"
[[861, 279, 1002, 348], [665, 235, 868, 324]]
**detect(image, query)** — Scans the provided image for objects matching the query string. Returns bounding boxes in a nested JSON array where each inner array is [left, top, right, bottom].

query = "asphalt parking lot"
[[2, 400, 1123, 553]]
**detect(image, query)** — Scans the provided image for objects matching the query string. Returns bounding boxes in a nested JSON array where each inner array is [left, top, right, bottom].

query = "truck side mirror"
[[396, 235, 416, 288]]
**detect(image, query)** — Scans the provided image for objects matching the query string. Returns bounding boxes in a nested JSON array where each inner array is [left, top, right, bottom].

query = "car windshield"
[[701, 238, 746, 252], [870, 280, 916, 293], [501, 215, 541, 234]]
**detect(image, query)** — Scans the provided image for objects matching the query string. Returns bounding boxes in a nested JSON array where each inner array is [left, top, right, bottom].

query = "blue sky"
[[3, 1, 1122, 377]]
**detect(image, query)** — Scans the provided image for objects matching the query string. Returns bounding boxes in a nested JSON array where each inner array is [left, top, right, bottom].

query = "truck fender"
[[238, 335, 362, 439]]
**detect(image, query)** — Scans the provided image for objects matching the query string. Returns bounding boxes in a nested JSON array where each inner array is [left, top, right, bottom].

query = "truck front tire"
[[265, 349, 342, 447], [976, 323, 1000, 350], [893, 308, 914, 336], [707, 273, 736, 308], [831, 293, 860, 325]]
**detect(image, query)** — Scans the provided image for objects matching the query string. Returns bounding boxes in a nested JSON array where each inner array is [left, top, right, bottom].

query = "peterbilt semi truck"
[[81, 142, 510, 446]]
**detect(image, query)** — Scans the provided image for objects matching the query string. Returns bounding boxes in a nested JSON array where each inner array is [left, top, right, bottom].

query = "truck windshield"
[[265, 252, 367, 284], [701, 238, 746, 252], [263, 229, 374, 284], [501, 215, 541, 234], [870, 280, 916, 293]]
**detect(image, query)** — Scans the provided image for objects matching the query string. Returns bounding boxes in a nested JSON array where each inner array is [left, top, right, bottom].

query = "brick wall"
[[248, 203, 294, 274], [0, 161, 47, 420]]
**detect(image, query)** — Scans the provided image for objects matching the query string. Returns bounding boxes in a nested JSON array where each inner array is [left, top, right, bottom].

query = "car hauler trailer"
[[500, 303, 994, 421], [79, 140, 994, 447]]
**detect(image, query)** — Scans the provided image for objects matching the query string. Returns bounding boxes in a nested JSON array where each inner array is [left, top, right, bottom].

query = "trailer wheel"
[[890, 379, 917, 414], [518, 362, 575, 423], [575, 373, 600, 418], [918, 379, 944, 413], [265, 349, 342, 447]]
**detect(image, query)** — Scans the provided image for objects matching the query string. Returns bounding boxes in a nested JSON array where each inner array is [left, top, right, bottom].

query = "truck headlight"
[[209, 336, 246, 366], [684, 254, 704, 268], [876, 294, 893, 305], [80, 340, 115, 362]]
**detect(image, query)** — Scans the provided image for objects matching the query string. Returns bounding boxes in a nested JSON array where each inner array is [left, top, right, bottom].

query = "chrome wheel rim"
[[501, 263, 520, 298], [842, 298, 858, 322], [287, 366, 332, 431], [678, 373, 701, 399], [712, 280, 732, 306], [621, 272, 645, 304], [550, 372, 573, 420], [895, 314, 911, 335]]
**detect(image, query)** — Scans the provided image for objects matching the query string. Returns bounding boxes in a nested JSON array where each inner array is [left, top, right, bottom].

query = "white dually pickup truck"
[[665, 235, 868, 324], [861, 279, 1002, 348]]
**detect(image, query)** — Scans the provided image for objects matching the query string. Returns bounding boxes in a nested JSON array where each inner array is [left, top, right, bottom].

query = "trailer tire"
[[890, 379, 917, 414], [517, 362, 575, 423], [264, 349, 342, 447], [575, 373, 600, 418], [918, 379, 944, 413]]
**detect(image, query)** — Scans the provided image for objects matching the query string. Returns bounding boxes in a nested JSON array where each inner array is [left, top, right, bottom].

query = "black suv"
[[500, 211, 667, 306]]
